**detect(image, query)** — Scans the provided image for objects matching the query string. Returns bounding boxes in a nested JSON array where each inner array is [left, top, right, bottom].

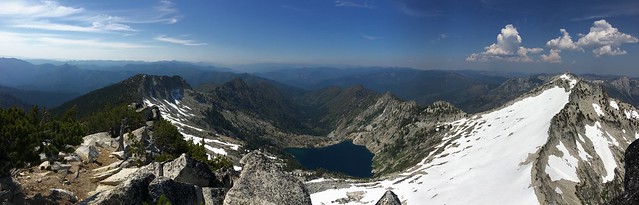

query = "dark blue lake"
[[285, 141, 373, 178]]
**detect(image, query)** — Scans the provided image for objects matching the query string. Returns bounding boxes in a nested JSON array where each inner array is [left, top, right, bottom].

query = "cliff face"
[[329, 92, 466, 175], [533, 78, 639, 204]]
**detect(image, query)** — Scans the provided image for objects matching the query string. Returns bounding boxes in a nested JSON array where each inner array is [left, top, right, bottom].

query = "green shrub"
[[0, 106, 85, 176]]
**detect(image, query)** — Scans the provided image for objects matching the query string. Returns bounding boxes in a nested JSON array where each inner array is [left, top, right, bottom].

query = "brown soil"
[[15, 145, 119, 201]]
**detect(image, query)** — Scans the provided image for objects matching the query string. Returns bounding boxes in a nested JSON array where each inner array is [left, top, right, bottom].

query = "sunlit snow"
[[546, 141, 580, 182], [311, 85, 572, 205], [609, 100, 619, 110], [583, 122, 617, 182], [592, 103, 604, 116]]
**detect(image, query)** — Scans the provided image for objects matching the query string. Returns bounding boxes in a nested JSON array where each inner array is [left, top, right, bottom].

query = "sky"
[[0, 0, 638, 75]]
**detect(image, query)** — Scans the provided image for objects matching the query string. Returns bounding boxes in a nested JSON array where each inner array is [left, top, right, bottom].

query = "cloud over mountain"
[[466, 24, 542, 62]]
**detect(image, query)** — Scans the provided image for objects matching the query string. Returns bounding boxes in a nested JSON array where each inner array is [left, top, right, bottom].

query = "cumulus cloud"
[[546, 29, 580, 51], [576, 19, 638, 56], [466, 24, 542, 62], [541, 49, 562, 63]]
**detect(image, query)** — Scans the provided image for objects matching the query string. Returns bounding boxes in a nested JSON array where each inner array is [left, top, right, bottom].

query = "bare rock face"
[[375, 190, 401, 205], [74, 145, 99, 163], [80, 172, 156, 205], [82, 132, 114, 148], [202, 187, 227, 205], [607, 139, 639, 204], [163, 153, 214, 187], [223, 150, 311, 205], [148, 177, 204, 205]]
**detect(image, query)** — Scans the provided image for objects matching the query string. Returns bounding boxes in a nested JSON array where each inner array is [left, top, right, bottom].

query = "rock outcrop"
[[148, 177, 204, 205], [81, 172, 156, 205], [607, 139, 639, 204], [375, 190, 401, 205], [81, 154, 227, 205], [223, 150, 311, 205], [164, 153, 214, 187], [202, 187, 227, 205], [75, 145, 99, 163]]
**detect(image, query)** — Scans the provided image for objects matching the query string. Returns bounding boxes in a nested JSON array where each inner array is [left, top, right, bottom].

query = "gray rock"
[[212, 168, 238, 189], [0, 176, 22, 203], [223, 150, 311, 205], [64, 154, 81, 162], [163, 153, 214, 187], [75, 145, 99, 163], [136, 162, 164, 177], [82, 132, 113, 148], [607, 139, 639, 204], [38, 161, 51, 170], [375, 190, 401, 205], [202, 187, 227, 205], [148, 177, 204, 205], [49, 189, 78, 203], [80, 172, 155, 205]]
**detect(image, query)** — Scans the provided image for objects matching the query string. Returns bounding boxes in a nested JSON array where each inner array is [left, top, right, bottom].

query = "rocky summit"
[[223, 150, 312, 205]]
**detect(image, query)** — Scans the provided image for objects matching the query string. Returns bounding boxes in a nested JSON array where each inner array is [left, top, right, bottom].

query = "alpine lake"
[[285, 141, 374, 178]]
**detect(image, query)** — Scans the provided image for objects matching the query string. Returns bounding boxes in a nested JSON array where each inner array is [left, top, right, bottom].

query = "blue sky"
[[0, 0, 638, 75]]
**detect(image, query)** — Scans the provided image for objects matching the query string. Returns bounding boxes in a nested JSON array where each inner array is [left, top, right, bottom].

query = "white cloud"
[[37, 37, 151, 49], [541, 49, 562, 63], [593, 44, 627, 56], [546, 29, 580, 51], [466, 24, 542, 62], [576, 19, 638, 56], [154, 35, 207, 46], [335, 1, 375, 9], [13, 17, 135, 33], [0, 0, 83, 18]]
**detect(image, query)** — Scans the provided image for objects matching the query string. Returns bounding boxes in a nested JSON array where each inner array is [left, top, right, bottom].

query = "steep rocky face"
[[603, 77, 639, 107], [607, 139, 639, 204], [329, 92, 466, 175], [532, 76, 639, 204], [223, 150, 311, 205]]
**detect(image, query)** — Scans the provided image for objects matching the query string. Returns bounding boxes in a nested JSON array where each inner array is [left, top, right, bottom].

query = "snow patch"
[[584, 122, 617, 182], [592, 103, 604, 117], [624, 110, 639, 119], [559, 74, 578, 88], [555, 187, 563, 194], [205, 144, 228, 156], [546, 141, 580, 182], [233, 166, 242, 171], [609, 100, 619, 110], [576, 136, 592, 160], [307, 178, 328, 183]]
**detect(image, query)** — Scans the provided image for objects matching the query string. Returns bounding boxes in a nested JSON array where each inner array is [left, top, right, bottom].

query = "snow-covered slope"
[[309, 74, 639, 205], [142, 89, 242, 159]]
